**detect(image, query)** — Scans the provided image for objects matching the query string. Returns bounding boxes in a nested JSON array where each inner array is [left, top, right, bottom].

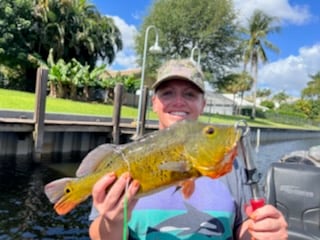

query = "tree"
[[0, 0, 122, 91], [242, 10, 281, 119], [300, 72, 320, 120], [0, 0, 35, 89], [260, 100, 275, 109], [302, 72, 320, 101], [294, 99, 312, 118], [32, 0, 123, 66], [272, 90, 289, 106], [257, 88, 271, 98], [220, 71, 253, 114], [135, 0, 242, 87]]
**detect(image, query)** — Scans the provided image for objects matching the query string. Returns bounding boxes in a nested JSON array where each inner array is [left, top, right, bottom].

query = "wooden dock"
[[0, 111, 158, 163], [0, 68, 157, 162]]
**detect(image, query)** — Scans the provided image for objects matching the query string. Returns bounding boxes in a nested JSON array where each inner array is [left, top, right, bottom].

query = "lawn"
[[0, 88, 318, 130], [0, 88, 143, 119]]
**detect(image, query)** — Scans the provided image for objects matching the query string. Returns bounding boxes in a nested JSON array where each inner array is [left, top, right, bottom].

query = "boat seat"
[[264, 162, 320, 240]]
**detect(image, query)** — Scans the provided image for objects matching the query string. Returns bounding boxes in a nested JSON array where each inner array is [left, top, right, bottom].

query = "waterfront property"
[[0, 68, 319, 164]]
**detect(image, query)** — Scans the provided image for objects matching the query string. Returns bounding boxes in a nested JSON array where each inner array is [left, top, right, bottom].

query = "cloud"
[[258, 43, 320, 96], [108, 15, 139, 70], [232, 0, 317, 97], [104, 1, 318, 98], [233, 0, 312, 25]]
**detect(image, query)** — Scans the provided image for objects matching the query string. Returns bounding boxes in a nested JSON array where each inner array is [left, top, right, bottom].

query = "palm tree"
[[222, 71, 253, 115], [272, 90, 289, 106], [33, 0, 122, 69], [242, 9, 280, 119], [302, 72, 320, 101]]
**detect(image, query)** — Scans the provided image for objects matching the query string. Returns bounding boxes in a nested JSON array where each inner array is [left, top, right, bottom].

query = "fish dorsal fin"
[[158, 160, 191, 172], [76, 144, 117, 177]]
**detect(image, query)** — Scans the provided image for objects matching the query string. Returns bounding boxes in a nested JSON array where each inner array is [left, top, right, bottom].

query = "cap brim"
[[152, 76, 204, 93]]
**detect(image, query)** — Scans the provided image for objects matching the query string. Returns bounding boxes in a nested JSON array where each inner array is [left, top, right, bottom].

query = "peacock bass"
[[44, 120, 242, 215]]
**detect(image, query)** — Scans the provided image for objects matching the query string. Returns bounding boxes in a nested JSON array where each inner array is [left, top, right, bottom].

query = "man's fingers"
[[245, 203, 253, 216], [92, 172, 116, 203], [103, 172, 133, 208]]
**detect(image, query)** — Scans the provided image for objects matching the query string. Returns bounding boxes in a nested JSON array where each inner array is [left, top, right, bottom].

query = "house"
[[204, 92, 235, 115], [203, 92, 268, 116]]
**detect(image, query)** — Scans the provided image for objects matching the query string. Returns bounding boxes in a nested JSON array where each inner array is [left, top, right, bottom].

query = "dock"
[[0, 110, 158, 162], [0, 68, 157, 162]]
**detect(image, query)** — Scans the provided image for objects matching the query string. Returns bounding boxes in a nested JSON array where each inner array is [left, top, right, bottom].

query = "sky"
[[90, 0, 320, 97]]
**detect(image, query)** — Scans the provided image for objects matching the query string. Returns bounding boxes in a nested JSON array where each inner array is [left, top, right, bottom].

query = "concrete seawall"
[[0, 112, 319, 163], [248, 126, 320, 144], [0, 111, 158, 163]]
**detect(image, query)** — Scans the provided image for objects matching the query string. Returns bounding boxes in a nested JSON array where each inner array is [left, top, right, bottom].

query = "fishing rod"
[[236, 120, 265, 210]]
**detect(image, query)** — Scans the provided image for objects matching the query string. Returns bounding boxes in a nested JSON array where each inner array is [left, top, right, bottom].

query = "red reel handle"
[[250, 198, 265, 211]]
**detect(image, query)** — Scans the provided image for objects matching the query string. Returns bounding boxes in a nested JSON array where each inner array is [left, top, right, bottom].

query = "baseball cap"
[[152, 59, 205, 93]]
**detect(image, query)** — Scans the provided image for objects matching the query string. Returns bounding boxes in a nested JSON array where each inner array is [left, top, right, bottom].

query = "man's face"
[[152, 79, 206, 129]]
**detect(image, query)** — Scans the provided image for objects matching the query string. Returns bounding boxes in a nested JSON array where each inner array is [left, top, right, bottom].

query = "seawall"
[[0, 111, 319, 163]]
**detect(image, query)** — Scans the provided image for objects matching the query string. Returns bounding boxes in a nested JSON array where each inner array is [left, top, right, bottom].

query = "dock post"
[[132, 86, 149, 140], [112, 83, 123, 144], [33, 68, 48, 162], [139, 86, 149, 137]]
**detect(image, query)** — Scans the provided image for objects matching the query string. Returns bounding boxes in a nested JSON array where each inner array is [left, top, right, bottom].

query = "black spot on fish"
[[206, 127, 215, 135]]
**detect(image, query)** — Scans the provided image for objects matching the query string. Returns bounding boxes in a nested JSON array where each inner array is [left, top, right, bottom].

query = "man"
[[89, 59, 288, 239]]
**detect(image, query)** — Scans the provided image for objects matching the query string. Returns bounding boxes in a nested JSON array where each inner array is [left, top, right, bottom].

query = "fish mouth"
[[54, 199, 79, 215]]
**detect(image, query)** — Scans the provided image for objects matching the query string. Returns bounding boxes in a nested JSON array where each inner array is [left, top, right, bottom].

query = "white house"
[[204, 92, 234, 115], [204, 92, 268, 116]]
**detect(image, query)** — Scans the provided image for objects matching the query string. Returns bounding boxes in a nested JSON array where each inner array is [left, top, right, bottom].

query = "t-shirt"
[[89, 160, 252, 240]]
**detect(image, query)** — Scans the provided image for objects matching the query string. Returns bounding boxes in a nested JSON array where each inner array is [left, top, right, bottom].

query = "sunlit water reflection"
[[0, 138, 318, 239]]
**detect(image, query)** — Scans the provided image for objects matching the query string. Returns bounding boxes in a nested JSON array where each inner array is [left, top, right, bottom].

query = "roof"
[[204, 92, 269, 110], [106, 68, 141, 78], [222, 93, 269, 110], [205, 92, 234, 106]]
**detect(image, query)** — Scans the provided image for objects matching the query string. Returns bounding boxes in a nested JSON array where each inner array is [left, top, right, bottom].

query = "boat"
[[264, 145, 320, 240]]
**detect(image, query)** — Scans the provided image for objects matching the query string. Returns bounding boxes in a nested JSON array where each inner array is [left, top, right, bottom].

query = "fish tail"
[[44, 177, 75, 204]]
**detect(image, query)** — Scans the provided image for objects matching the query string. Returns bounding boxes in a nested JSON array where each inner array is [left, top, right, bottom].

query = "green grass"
[[0, 88, 155, 119], [0, 88, 319, 130]]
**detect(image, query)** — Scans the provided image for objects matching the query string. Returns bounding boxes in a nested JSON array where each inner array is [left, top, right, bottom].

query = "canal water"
[[0, 138, 319, 239]]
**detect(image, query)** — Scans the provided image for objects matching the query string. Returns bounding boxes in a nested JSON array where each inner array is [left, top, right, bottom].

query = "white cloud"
[[104, 1, 318, 98], [232, 0, 317, 97], [233, 0, 312, 25], [258, 43, 320, 96], [108, 15, 139, 70]]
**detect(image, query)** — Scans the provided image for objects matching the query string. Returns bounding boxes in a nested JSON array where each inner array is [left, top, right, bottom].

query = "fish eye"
[[204, 126, 215, 135]]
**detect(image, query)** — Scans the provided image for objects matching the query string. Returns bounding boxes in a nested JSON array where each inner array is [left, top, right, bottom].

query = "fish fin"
[[159, 160, 190, 172], [172, 186, 181, 195], [44, 177, 74, 203], [180, 178, 196, 199], [76, 144, 117, 177]]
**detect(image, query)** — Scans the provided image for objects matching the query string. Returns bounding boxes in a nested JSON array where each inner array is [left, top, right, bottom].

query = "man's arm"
[[89, 172, 140, 240]]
